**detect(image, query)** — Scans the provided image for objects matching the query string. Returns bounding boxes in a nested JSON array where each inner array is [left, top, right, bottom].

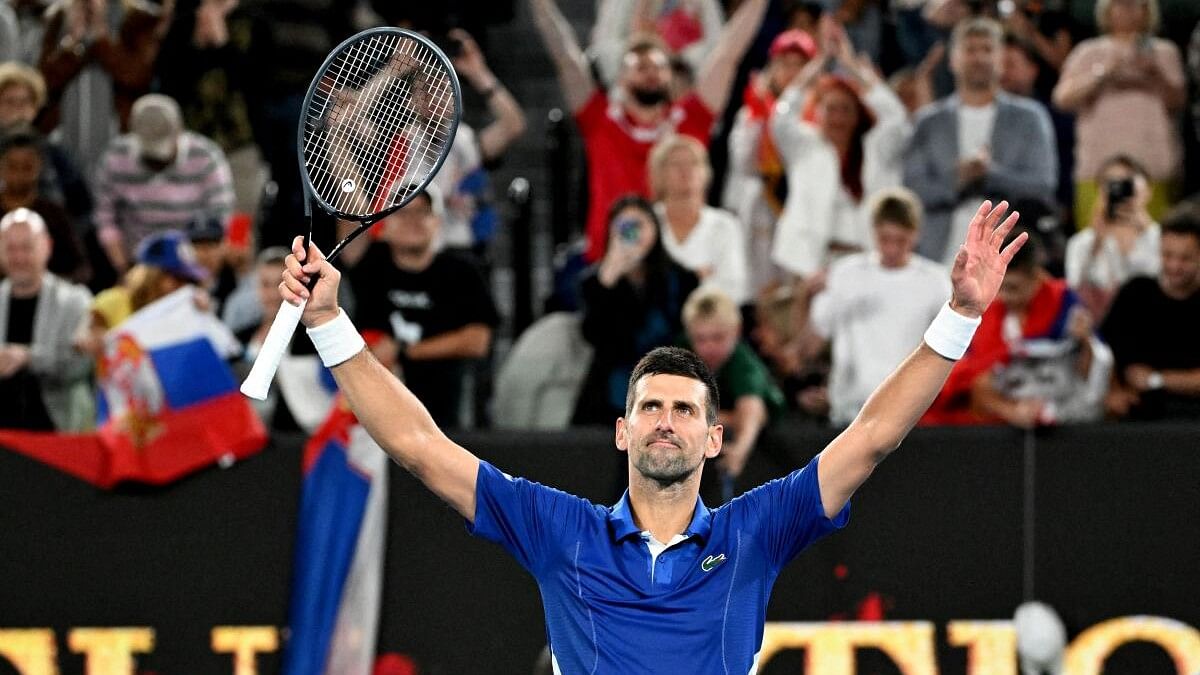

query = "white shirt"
[[810, 252, 950, 425], [431, 124, 482, 249], [1064, 223, 1161, 291], [656, 204, 752, 304], [946, 103, 998, 264]]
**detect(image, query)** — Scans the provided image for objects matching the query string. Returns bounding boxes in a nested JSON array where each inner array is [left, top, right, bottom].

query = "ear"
[[704, 424, 724, 460], [615, 417, 629, 453]]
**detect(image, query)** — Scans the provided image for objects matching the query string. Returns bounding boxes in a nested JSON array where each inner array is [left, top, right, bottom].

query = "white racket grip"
[[240, 299, 305, 400]]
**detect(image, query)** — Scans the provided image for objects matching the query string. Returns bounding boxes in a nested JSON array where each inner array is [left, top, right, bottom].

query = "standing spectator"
[[925, 231, 1110, 427], [37, 0, 172, 173], [904, 17, 1057, 265], [723, 28, 818, 300], [92, 93, 234, 274], [573, 195, 698, 425], [435, 28, 527, 252], [1064, 155, 1160, 320], [530, 0, 767, 261], [236, 0, 354, 248], [1052, 0, 1185, 229], [0, 62, 92, 223], [771, 20, 911, 278], [342, 187, 499, 430], [588, 0, 725, 87], [649, 134, 749, 305], [0, 129, 88, 282], [155, 0, 267, 236], [806, 188, 949, 426], [680, 286, 784, 479], [1000, 34, 1074, 216], [0, 207, 93, 431], [1100, 204, 1200, 421]]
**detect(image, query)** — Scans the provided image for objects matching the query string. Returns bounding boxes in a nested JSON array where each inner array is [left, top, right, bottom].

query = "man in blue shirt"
[[278, 200, 1027, 673]]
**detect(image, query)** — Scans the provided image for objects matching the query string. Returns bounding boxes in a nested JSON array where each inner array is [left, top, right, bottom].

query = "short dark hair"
[[1161, 201, 1200, 244], [0, 127, 45, 158], [625, 347, 719, 424], [1005, 227, 1043, 274]]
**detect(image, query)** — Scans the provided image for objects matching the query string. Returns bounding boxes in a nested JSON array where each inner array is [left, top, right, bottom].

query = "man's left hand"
[[948, 200, 1026, 318]]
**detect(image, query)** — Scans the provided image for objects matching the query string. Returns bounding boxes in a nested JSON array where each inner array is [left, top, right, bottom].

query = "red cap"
[[769, 29, 818, 60]]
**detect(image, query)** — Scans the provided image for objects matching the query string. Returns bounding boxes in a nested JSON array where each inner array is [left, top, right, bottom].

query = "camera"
[[1105, 178, 1134, 221]]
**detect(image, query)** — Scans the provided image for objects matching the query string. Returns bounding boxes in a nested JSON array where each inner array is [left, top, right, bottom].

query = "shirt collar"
[[607, 491, 712, 544]]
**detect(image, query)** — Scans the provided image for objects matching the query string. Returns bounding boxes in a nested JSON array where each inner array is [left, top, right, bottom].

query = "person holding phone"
[[1052, 0, 1186, 229], [1063, 154, 1161, 320], [572, 195, 699, 425]]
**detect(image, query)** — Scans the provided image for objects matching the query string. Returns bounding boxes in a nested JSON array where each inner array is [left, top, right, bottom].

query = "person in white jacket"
[[769, 21, 912, 280], [722, 28, 819, 301]]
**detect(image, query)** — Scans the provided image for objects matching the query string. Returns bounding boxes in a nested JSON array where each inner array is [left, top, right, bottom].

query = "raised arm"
[[280, 237, 480, 521], [528, 0, 595, 113], [815, 201, 1027, 518], [695, 0, 768, 113], [449, 29, 527, 162]]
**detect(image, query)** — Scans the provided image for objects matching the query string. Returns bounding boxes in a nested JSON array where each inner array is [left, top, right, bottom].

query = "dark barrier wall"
[[1, 422, 1198, 674]]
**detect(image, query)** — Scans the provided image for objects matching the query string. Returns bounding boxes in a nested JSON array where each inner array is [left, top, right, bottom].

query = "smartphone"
[[1105, 178, 1134, 220], [616, 218, 641, 244]]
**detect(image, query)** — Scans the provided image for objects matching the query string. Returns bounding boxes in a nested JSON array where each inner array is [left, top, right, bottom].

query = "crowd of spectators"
[[2, 0, 1200, 485]]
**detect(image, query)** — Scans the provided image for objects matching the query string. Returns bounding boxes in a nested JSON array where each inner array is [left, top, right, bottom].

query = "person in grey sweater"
[[0, 207, 93, 431]]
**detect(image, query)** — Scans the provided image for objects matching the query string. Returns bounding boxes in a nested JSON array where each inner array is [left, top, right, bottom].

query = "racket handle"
[[240, 299, 306, 400]]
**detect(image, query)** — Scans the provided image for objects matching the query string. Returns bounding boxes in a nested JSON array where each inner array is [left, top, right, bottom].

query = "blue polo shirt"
[[468, 454, 849, 674]]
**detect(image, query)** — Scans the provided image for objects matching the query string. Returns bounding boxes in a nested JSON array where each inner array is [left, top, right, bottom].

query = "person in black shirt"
[[572, 195, 699, 425], [1100, 203, 1200, 420], [340, 186, 499, 429]]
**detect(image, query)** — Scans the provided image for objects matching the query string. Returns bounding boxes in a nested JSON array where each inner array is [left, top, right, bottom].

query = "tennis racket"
[[241, 27, 462, 400]]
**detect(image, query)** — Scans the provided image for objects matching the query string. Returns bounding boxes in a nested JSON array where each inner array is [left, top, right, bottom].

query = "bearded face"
[[617, 374, 722, 488]]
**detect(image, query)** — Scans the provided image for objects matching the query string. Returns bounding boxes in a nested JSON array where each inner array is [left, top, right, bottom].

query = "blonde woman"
[[648, 134, 750, 305], [1052, 0, 1186, 228]]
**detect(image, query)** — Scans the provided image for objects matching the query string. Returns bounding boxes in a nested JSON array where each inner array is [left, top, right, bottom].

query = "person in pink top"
[[1051, 0, 1186, 229], [529, 0, 767, 262]]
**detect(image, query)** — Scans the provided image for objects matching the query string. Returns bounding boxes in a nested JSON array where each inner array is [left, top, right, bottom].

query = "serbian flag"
[[283, 398, 388, 675], [0, 287, 267, 487]]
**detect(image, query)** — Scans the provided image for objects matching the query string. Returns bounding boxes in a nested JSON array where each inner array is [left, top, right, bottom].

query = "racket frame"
[[296, 26, 463, 261]]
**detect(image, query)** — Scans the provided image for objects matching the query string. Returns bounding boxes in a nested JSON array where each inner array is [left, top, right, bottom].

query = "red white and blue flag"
[[0, 287, 267, 487], [283, 400, 388, 675]]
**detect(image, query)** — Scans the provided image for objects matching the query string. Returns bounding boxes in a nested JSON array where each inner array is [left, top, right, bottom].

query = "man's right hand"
[[281, 235, 342, 328]]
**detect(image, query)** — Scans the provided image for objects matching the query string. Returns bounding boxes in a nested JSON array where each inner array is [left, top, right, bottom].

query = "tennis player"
[[280, 199, 1026, 673]]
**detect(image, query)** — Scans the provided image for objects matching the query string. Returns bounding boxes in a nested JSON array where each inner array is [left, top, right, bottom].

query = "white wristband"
[[306, 308, 366, 368], [923, 301, 982, 361]]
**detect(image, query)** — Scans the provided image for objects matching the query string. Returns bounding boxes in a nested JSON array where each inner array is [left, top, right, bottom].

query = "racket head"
[[296, 26, 462, 225]]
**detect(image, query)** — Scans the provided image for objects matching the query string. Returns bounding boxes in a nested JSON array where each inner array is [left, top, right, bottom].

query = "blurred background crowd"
[[2, 0, 1199, 485]]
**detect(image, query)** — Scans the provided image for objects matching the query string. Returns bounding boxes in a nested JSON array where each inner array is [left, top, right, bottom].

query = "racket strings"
[[302, 33, 456, 218]]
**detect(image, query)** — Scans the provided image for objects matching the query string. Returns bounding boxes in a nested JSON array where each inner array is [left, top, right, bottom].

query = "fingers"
[[990, 210, 1021, 248], [1000, 231, 1030, 265]]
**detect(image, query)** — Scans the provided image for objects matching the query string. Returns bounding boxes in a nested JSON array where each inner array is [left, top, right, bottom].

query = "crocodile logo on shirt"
[[701, 554, 727, 572]]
